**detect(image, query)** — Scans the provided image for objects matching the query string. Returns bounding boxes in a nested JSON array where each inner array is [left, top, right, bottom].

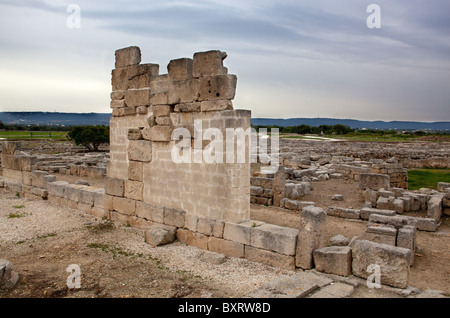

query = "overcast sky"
[[0, 0, 449, 121]]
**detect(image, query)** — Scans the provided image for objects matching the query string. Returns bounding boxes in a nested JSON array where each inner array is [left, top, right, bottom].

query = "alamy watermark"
[[171, 120, 279, 171], [66, 264, 81, 289], [367, 4, 381, 29], [66, 4, 81, 29], [366, 264, 381, 289]]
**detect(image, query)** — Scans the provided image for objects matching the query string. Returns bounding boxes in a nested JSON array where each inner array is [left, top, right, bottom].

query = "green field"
[[408, 169, 450, 190], [0, 131, 67, 140]]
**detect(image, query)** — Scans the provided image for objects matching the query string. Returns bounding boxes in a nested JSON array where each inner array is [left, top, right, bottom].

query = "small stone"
[[332, 194, 344, 201]]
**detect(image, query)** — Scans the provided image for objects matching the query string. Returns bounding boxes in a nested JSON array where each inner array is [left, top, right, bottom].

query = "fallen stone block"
[[359, 224, 397, 246], [360, 207, 396, 220], [326, 207, 360, 219], [144, 224, 176, 246], [313, 246, 352, 277], [352, 240, 411, 289], [250, 223, 298, 256], [328, 235, 350, 247], [397, 226, 416, 265], [437, 182, 450, 192]]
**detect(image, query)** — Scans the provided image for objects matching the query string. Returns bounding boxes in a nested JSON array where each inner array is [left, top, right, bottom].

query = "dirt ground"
[[0, 176, 449, 298]]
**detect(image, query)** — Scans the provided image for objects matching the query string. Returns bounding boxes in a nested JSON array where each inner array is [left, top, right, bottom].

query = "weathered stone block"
[[168, 58, 193, 81], [127, 140, 152, 162], [326, 207, 360, 219], [105, 177, 124, 197], [128, 160, 143, 182], [112, 196, 136, 216], [124, 89, 151, 107], [250, 223, 298, 256], [359, 224, 397, 246], [197, 75, 237, 102], [115, 46, 141, 68], [313, 246, 352, 277], [196, 217, 224, 237], [164, 207, 186, 228], [207, 236, 244, 258], [352, 240, 411, 289], [148, 126, 172, 142], [427, 194, 443, 222], [145, 224, 176, 246], [244, 246, 295, 270], [124, 180, 143, 201], [176, 229, 208, 250], [200, 100, 233, 112], [174, 102, 201, 112], [296, 206, 327, 269], [360, 207, 396, 220], [223, 221, 253, 245], [193, 50, 228, 78], [168, 79, 198, 105]]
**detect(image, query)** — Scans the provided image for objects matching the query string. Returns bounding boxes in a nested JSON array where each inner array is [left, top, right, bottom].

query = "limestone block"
[[196, 217, 225, 237], [126, 63, 159, 89], [193, 50, 228, 78], [111, 90, 125, 100], [149, 74, 170, 94], [168, 79, 198, 105], [115, 46, 141, 68], [427, 195, 443, 222], [124, 89, 151, 107], [296, 206, 327, 269], [326, 207, 360, 219], [135, 201, 164, 223], [273, 166, 286, 207], [359, 224, 397, 246], [250, 223, 298, 256], [223, 221, 254, 245], [163, 207, 186, 228], [328, 235, 350, 247], [359, 173, 390, 191], [200, 100, 233, 112], [47, 181, 69, 197], [197, 75, 237, 102], [105, 177, 124, 197], [150, 92, 169, 105], [397, 226, 416, 265], [128, 161, 143, 182], [244, 246, 295, 270], [199, 250, 227, 265], [145, 224, 176, 246], [112, 196, 136, 216], [174, 102, 201, 112], [207, 236, 244, 258], [167, 58, 193, 81], [155, 116, 172, 126], [352, 240, 411, 289], [148, 126, 172, 142], [127, 128, 142, 140], [176, 229, 208, 250], [127, 140, 152, 162], [360, 207, 396, 220], [153, 105, 172, 117], [437, 182, 450, 192], [414, 217, 439, 232], [313, 246, 352, 277], [124, 180, 143, 201], [110, 99, 125, 108]]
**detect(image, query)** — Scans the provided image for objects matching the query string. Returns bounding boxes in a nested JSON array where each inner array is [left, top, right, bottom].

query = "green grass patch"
[[0, 131, 67, 140], [12, 204, 25, 209], [8, 213, 25, 218], [408, 169, 450, 190]]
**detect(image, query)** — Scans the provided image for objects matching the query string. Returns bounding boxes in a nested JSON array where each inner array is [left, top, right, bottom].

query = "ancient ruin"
[[1, 46, 449, 297]]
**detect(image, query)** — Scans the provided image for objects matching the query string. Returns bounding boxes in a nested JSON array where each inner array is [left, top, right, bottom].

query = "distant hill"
[[251, 118, 450, 131], [0, 112, 449, 131], [0, 112, 111, 126]]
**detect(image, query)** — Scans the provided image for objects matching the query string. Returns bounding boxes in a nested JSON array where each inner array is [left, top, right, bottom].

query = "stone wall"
[[106, 46, 250, 223]]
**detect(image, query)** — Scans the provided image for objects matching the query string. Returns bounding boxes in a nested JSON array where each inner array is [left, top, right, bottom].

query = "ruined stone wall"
[[106, 46, 250, 224]]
